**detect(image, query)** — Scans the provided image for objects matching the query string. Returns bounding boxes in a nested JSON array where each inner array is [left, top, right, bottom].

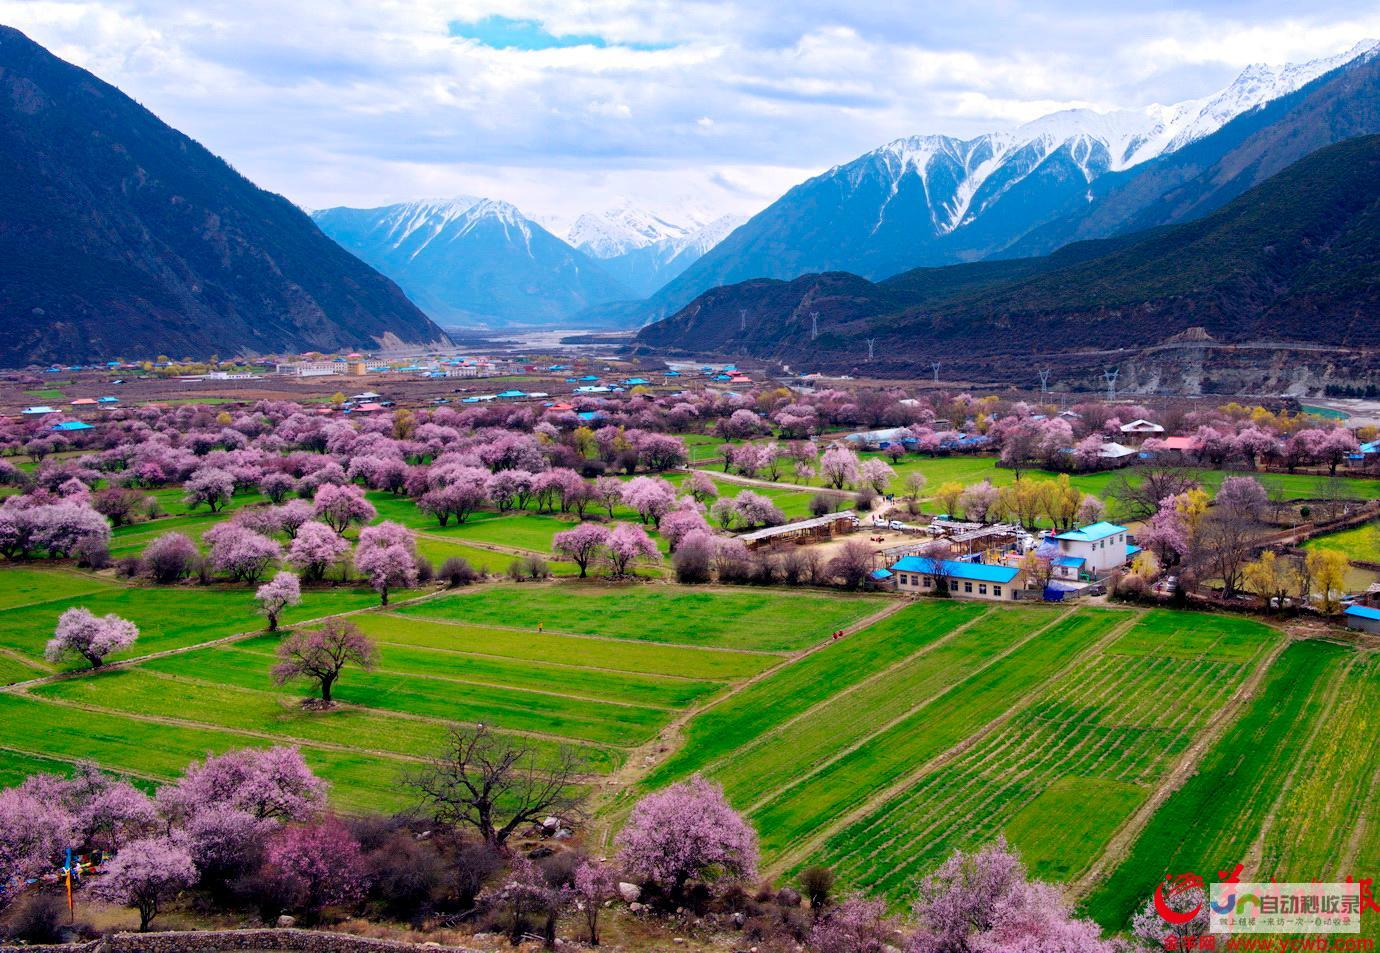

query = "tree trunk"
[[321, 676, 334, 703], [268, 613, 279, 632], [380, 587, 389, 606]]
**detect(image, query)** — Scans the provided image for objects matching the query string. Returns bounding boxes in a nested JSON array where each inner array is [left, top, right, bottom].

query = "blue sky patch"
[[448, 16, 671, 52]]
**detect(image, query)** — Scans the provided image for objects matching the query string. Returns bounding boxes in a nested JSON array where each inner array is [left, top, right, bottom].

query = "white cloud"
[[1, 0, 1375, 225]]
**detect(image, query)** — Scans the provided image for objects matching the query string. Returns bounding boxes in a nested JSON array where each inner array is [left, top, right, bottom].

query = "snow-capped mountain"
[[643, 40, 1380, 318], [566, 205, 746, 296], [312, 198, 634, 327]]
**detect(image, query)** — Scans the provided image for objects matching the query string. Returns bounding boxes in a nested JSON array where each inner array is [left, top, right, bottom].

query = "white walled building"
[[1050, 522, 1132, 579]]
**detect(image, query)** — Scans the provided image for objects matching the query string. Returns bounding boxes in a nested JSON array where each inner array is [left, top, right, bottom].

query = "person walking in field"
[[538, 621, 543, 633]]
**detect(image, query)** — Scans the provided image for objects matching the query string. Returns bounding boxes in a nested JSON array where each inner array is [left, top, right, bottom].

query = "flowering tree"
[[204, 524, 282, 583], [45, 607, 138, 668], [591, 476, 625, 518], [260, 816, 368, 920], [622, 476, 677, 526], [567, 858, 616, 945], [1215, 475, 1267, 519], [604, 523, 659, 578], [637, 433, 689, 472], [183, 467, 234, 513], [89, 836, 197, 931], [0, 785, 76, 895], [287, 522, 350, 583], [659, 507, 712, 551], [553, 523, 610, 578], [312, 483, 376, 534], [272, 619, 377, 704], [906, 838, 1116, 953], [733, 490, 785, 529], [1075, 494, 1106, 526], [687, 470, 718, 503], [274, 499, 315, 538], [256, 571, 302, 631], [158, 746, 325, 824], [1131, 885, 1209, 951], [259, 471, 296, 504], [958, 481, 1000, 523], [860, 458, 895, 494], [418, 481, 488, 526], [142, 532, 198, 583], [809, 897, 897, 953], [617, 776, 757, 902], [356, 542, 418, 605], [820, 445, 861, 489]]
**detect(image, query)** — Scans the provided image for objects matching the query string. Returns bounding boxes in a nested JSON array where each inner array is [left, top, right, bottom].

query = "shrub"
[[4, 892, 69, 943], [74, 537, 110, 570], [439, 556, 480, 588], [800, 865, 836, 913], [142, 532, 198, 584], [115, 556, 142, 578], [809, 492, 837, 518], [413, 556, 434, 585], [855, 487, 877, 511]]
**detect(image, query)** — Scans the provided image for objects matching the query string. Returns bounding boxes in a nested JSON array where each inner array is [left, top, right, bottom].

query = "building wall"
[[1058, 533, 1127, 575], [894, 571, 1019, 601]]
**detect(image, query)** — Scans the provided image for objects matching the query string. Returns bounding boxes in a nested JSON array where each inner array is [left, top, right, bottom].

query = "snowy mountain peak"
[[831, 40, 1380, 235], [568, 205, 690, 259]]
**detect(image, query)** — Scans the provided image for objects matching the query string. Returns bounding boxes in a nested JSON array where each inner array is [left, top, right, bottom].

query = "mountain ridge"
[[636, 134, 1380, 380], [0, 24, 447, 365]]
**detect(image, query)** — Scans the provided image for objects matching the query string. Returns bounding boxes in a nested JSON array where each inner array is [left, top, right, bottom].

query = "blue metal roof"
[[1054, 521, 1127, 543], [890, 556, 1021, 584], [1345, 605, 1380, 621], [1053, 556, 1086, 568], [52, 421, 94, 431]]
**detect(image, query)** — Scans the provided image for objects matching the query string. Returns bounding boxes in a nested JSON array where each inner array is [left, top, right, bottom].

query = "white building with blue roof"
[[1051, 521, 1132, 578], [890, 556, 1025, 601]]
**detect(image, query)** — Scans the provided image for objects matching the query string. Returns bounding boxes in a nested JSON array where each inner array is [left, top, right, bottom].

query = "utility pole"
[[1038, 368, 1051, 397], [1104, 367, 1120, 402], [810, 311, 819, 341]]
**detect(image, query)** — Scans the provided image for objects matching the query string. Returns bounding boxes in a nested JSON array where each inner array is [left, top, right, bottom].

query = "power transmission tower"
[[1038, 368, 1051, 396], [1104, 367, 1120, 402], [739, 309, 747, 332], [931, 362, 941, 384], [866, 339, 876, 362], [810, 312, 819, 341]]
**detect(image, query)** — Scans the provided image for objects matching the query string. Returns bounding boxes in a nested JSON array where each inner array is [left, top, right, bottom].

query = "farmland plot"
[[801, 611, 1279, 903]]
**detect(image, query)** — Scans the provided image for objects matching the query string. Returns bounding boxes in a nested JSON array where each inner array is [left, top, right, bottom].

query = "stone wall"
[[2, 929, 477, 953]]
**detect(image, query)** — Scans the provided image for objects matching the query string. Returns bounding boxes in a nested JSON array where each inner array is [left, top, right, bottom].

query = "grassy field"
[[393, 584, 885, 652], [802, 612, 1277, 903], [3, 561, 1378, 936], [1302, 519, 1378, 562]]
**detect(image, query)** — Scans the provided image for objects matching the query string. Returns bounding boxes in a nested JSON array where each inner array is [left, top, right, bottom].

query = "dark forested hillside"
[[0, 26, 446, 366], [637, 135, 1380, 374]]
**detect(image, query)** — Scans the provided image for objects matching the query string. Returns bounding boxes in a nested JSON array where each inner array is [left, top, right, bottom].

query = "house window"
[[950, 579, 959, 592], [994, 586, 1002, 597], [923, 576, 932, 588], [964, 581, 973, 593], [979, 584, 988, 595]]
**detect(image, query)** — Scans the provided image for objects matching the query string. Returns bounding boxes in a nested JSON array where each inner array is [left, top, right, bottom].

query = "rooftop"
[[1346, 605, 1380, 621], [890, 556, 1022, 584], [1054, 521, 1127, 543]]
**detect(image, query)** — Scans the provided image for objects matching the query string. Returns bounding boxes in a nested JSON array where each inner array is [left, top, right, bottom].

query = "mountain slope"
[[1012, 50, 1380, 257], [0, 25, 445, 366], [637, 135, 1380, 373], [640, 42, 1378, 320], [313, 199, 634, 327], [567, 206, 744, 297]]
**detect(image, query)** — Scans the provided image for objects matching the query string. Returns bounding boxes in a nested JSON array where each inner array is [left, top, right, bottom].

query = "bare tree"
[[1109, 467, 1200, 521], [1192, 508, 1258, 598], [406, 725, 588, 849]]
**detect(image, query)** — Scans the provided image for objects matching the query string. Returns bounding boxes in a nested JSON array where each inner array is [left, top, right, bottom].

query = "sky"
[[4, 0, 1380, 232]]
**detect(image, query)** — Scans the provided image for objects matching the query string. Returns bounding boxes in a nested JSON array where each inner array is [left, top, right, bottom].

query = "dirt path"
[[1068, 632, 1293, 900], [766, 610, 1144, 877]]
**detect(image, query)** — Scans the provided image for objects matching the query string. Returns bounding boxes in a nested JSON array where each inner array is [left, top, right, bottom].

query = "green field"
[[3, 561, 1377, 938], [1302, 520, 1379, 563], [394, 584, 885, 652]]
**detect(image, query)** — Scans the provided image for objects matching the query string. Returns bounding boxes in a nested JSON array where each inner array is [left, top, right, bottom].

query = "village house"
[[1049, 521, 1134, 580], [1345, 605, 1380, 635], [890, 556, 1025, 601], [1119, 418, 1165, 437]]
